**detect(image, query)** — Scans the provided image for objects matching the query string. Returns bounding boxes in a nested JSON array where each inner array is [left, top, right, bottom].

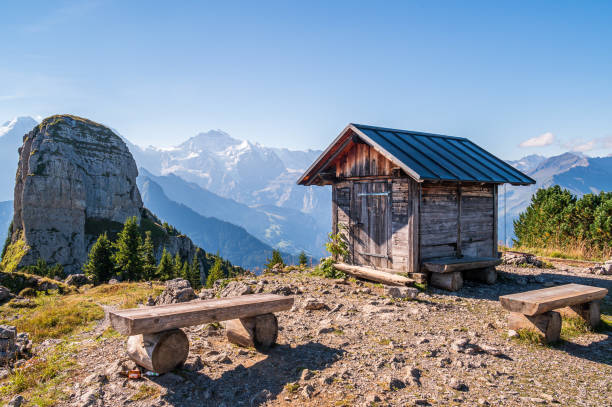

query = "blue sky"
[[1, 1, 612, 159]]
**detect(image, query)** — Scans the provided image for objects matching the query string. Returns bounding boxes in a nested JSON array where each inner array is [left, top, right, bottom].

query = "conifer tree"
[[141, 231, 157, 280], [298, 251, 308, 267], [180, 261, 189, 281], [157, 248, 174, 281], [189, 250, 202, 289], [206, 255, 225, 288], [112, 216, 144, 281], [83, 233, 114, 285], [173, 253, 183, 279], [264, 249, 285, 270]]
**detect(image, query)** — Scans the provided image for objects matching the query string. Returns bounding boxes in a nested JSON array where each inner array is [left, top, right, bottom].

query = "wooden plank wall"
[[332, 184, 352, 263], [460, 184, 495, 257], [419, 184, 459, 260], [418, 182, 495, 261], [335, 141, 393, 178], [391, 178, 417, 273]]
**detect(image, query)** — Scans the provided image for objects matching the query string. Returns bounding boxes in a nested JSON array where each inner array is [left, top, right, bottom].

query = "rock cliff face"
[[3, 115, 203, 274]]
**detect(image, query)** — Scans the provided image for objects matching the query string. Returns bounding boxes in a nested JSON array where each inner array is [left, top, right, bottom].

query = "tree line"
[[83, 216, 238, 288], [513, 186, 612, 258]]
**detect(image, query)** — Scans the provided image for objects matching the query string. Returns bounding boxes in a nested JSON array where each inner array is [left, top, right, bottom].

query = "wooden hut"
[[298, 124, 535, 290]]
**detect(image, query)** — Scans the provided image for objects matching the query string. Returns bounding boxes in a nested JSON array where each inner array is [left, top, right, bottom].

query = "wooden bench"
[[423, 256, 502, 291], [109, 293, 294, 373], [499, 284, 608, 342]]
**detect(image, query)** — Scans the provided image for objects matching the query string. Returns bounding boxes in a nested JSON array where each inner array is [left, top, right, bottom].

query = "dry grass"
[[0, 343, 76, 406], [509, 244, 612, 262], [83, 282, 164, 309]]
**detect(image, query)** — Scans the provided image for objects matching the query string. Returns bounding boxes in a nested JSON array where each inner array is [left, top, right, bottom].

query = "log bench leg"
[[430, 272, 463, 291], [558, 300, 601, 327], [226, 313, 278, 351], [508, 311, 561, 343], [463, 267, 497, 285], [127, 328, 189, 374]]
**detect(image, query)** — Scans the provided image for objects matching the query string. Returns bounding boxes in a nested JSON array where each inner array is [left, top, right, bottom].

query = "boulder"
[[6, 115, 143, 274], [64, 274, 91, 287], [0, 286, 11, 303], [155, 279, 196, 305], [198, 288, 216, 300], [385, 286, 419, 300], [220, 281, 252, 298]]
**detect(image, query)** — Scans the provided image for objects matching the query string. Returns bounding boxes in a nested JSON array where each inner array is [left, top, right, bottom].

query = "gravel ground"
[[61, 264, 612, 407]]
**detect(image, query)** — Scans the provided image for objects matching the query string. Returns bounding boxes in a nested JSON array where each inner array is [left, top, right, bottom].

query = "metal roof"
[[297, 123, 536, 186]]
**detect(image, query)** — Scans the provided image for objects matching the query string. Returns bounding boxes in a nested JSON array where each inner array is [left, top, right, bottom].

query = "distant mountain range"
[[0, 201, 12, 248], [0, 117, 39, 201], [1, 116, 610, 260], [137, 176, 282, 270], [499, 152, 612, 245]]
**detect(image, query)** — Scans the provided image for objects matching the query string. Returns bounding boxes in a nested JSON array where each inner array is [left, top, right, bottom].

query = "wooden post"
[[558, 300, 601, 327], [508, 311, 561, 343], [430, 271, 463, 291], [456, 183, 462, 257], [226, 313, 278, 351], [126, 329, 189, 374]]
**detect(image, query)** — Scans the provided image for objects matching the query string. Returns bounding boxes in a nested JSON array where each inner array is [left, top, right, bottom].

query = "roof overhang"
[[297, 124, 536, 186]]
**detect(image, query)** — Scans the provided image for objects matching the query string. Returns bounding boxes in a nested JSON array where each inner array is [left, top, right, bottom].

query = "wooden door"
[[352, 182, 391, 268]]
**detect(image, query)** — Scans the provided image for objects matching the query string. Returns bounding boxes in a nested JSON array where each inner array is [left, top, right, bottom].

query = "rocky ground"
[[3, 262, 612, 407]]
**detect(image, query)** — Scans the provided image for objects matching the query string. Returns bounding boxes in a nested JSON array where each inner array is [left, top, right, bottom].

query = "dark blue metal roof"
[[297, 123, 536, 186], [350, 124, 535, 185]]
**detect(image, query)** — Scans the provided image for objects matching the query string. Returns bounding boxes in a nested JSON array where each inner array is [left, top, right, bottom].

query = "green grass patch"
[[6, 294, 104, 342], [130, 384, 161, 401], [511, 328, 546, 346], [0, 343, 76, 406], [284, 382, 300, 393], [84, 282, 164, 309], [560, 317, 592, 340]]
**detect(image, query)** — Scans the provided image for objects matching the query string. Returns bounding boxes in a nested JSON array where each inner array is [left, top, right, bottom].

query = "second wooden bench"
[[499, 283, 608, 343], [109, 293, 294, 373]]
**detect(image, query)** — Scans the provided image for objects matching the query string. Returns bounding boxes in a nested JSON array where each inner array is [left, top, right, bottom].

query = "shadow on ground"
[[151, 341, 344, 406], [430, 266, 612, 366]]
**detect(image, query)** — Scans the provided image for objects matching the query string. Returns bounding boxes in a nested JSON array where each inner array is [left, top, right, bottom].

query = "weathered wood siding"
[[332, 183, 352, 263], [460, 184, 495, 257], [419, 184, 459, 260], [418, 182, 496, 261], [391, 178, 418, 273], [335, 141, 393, 178], [351, 182, 391, 268]]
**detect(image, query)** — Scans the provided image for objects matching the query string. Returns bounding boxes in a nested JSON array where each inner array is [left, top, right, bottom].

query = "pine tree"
[[173, 253, 183, 279], [206, 255, 225, 288], [180, 261, 189, 281], [141, 231, 157, 280], [298, 251, 308, 267], [189, 250, 202, 289], [112, 216, 144, 281], [264, 249, 285, 270], [83, 233, 114, 285], [157, 248, 174, 281]]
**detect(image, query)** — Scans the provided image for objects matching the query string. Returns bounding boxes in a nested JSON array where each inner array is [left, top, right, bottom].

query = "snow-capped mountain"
[[126, 130, 331, 255], [499, 152, 612, 245], [129, 130, 328, 217], [0, 117, 39, 201]]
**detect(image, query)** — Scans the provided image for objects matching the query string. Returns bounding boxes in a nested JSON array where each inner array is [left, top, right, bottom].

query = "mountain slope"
[[0, 117, 39, 201], [138, 176, 279, 270], [138, 169, 326, 256], [0, 201, 12, 248], [499, 152, 612, 245], [127, 130, 330, 223]]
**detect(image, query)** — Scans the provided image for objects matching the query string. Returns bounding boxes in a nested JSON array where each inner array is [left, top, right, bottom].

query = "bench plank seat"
[[499, 284, 607, 316], [422, 256, 501, 273], [110, 294, 294, 335]]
